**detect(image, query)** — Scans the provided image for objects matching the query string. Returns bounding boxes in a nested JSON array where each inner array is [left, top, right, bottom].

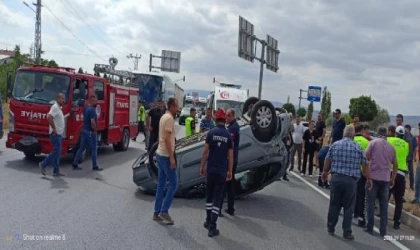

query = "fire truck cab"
[[5, 65, 139, 162]]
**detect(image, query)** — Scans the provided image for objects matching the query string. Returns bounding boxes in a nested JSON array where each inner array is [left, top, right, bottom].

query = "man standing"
[[413, 122, 420, 204], [302, 121, 318, 177], [351, 116, 360, 127], [146, 100, 165, 151], [220, 108, 240, 216], [200, 108, 233, 238], [39, 93, 66, 177], [72, 95, 103, 171], [314, 113, 326, 167], [153, 98, 179, 225], [396, 114, 411, 148], [185, 107, 197, 137], [290, 115, 305, 172], [200, 107, 215, 132], [364, 127, 398, 236], [404, 124, 417, 190], [322, 125, 371, 240], [353, 124, 370, 227], [387, 125, 409, 230], [133, 101, 146, 142], [328, 109, 346, 144]]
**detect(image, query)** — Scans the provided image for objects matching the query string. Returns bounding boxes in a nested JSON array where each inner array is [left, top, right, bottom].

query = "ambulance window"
[[93, 81, 104, 100]]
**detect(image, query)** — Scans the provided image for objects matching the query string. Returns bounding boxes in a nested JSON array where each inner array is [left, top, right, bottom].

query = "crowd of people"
[[288, 109, 420, 240]]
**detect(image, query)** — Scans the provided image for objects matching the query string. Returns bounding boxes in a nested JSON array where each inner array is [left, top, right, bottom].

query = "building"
[[0, 49, 15, 65]]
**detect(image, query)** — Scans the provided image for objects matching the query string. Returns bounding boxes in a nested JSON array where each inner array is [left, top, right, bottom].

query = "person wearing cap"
[[328, 109, 346, 144], [185, 107, 197, 137], [200, 108, 233, 238], [404, 124, 417, 190], [353, 124, 370, 228], [387, 125, 409, 230], [364, 126, 397, 236]]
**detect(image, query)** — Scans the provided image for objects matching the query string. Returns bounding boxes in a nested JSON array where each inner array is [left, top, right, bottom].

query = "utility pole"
[[298, 89, 308, 109], [127, 53, 141, 71], [34, 0, 42, 64]]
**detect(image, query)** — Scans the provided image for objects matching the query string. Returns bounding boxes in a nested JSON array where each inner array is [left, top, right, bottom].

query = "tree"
[[282, 103, 296, 116], [47, 60, 58, 67], [297, 107, 306, 118], [368, 105, 390, 130], [349, 95, 378, 122], [343, 113, 352, 125], [78, 67, 84, 73], [326, 117, 333, 127], [320, 86, 331, 120], [307, 101, 314, 121]]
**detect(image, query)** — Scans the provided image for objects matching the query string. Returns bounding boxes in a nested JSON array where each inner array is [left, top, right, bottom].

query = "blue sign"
[[307, 86, 322, 102]]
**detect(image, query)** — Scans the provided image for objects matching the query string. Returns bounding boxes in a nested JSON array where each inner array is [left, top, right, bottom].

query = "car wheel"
[[250, 100, 277, 142], [242, 97, 259, 115], [148, 142, 159, 172]]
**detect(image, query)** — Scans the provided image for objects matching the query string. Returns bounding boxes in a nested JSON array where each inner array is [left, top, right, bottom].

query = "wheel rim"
[[256, 106, 272, 128]]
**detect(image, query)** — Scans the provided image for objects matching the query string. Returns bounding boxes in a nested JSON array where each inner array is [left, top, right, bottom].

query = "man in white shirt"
[[39, 93, 65, 177], [290, 115, 305, 172]]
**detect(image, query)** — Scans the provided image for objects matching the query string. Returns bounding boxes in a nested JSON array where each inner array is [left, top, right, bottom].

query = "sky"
[[1, 0, 419, 115]]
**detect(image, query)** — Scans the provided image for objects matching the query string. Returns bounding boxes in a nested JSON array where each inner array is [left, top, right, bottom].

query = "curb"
[[388, 202, 420, 232]]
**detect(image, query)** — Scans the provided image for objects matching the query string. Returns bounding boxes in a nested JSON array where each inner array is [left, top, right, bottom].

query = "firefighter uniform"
[[203, 110, 233, 237], [387, 127, 409, 229]]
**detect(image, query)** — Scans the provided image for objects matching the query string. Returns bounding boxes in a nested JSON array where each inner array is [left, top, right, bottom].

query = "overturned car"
[[132, 97, 293, 198]]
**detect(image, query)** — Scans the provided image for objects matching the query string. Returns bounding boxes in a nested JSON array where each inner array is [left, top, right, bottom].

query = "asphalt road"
[[1, 124, 420, 250]]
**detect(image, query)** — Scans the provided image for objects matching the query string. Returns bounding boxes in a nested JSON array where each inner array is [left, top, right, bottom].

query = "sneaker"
[[357, 219, 366, 227], [93, 167, 103, 171], [343, 234, 355, 240], [301, 173, 304, 176], [393, 223, 400, 230], [208, 229, 220, 238], [72, 164, 82, 170], [153, 213, 162, 222], [158, 213, 174, 225], [224, 209, 235, 216], [39, 163, 45, 176], [282, 175, 290, 181], [364, 229, 373, 235], [309, 175, 313, 178], [53, 172, 65, 177], [204, 221, 209, 229]]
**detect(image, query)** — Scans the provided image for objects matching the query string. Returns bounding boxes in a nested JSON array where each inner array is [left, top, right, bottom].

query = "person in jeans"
[[146, 100, 165, 151], [200, 108, 233, 237], [404, 124, 417, 190], [314, 113, 326, 167], [317, 145, 330, 188], [322, 125, 371, 240], [328, 109, 346, 144], [364, 127, 398, 236], [301, 120, 318, 177], [413, 123, 420, 204], [290, 115, 305, 172], [387, 125, 409, 230], [39, 93, 66, 177], [153, 98, 179, 225]]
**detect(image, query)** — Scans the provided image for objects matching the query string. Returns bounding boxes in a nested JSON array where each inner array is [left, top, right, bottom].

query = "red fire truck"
[[5, 65, 139, 162]]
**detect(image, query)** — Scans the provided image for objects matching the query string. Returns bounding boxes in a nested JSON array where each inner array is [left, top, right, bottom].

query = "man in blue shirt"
[[404, 124, 417, 190], [220, 108, 240, 216], [200, 107, 215, 132], [200, 108, 233, 238], [72, 95, 103, 171], [329, 109, 346, 144]]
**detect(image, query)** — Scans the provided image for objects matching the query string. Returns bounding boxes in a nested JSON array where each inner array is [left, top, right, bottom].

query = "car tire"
[[148, 142, 159, 172], [250, 100, 277, 142], [242, 97, 259, 115], [24, 152, 36, 159]]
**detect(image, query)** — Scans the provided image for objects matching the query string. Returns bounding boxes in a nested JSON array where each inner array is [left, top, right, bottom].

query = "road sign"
[[238, 16, 255, 62], [307, 86, 322, 102], [266, 35, 280, 72], [161, 50, 181, 73]]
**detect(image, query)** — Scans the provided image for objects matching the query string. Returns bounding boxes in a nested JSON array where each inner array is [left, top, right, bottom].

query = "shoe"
[[53, 172, 65, 177], [357, 219, 366, 227], [143, 139, 146, 142], [224, 209, 235, 216], [219, 213, 224, 218], [132, 138, 136, 141], [328, 230, 335, 236], [39, 163, 45, 176], [72, 165, 82, 170], [153, 213, 162, 222], [93, 167, 103, 171], [208, 229, 220, 238], [364, 229, 373, 235], [343, 234, 355, 240], [158, 213, 174, 225], [309, 175, 313, 178], [204, 221, 209, 229], [393, 223, 400, 230], [283, 175, 290, 181]]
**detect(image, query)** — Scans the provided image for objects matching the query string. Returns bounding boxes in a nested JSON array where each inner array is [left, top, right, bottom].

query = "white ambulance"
[[206, 83, 248, 118]]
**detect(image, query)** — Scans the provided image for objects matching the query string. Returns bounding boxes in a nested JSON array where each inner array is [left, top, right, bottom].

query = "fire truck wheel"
[[113, 128, 130, 151], [24, 152, 36, 159]]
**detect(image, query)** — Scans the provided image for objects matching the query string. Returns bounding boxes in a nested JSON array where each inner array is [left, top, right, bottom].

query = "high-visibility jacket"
[[185, 116, 196, 137], [138, 106, 145, 122], [354, 135, 369, 171], [387, 137, 409, 171]]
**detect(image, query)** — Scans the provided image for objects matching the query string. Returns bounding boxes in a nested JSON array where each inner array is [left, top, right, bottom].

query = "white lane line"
[[289, 171, 410, 250]]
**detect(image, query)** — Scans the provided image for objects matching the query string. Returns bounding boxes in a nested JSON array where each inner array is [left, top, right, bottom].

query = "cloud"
[[2, 0, 420, 115]]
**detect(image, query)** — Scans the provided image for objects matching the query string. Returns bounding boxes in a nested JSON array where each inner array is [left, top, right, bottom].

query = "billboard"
[[160, 50, 181, 73], [307, 86, 322, 102]]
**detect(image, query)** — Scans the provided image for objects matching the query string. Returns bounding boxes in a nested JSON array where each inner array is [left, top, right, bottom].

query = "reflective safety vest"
[[354, 135, 369, 171], [387, 137, 409, 171], [138, 106, 145, 122], [185, 116, 196, 137]]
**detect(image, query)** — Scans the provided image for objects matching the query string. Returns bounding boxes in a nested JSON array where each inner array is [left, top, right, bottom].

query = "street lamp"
[[23, 1, 36, 13]]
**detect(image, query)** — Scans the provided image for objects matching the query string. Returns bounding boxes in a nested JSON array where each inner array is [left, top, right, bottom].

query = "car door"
[[92, 80, 106, 131]]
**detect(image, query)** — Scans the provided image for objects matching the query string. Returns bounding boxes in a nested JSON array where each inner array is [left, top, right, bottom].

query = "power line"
[[42, 2, 107, 62], [59, 0, 126, 57]]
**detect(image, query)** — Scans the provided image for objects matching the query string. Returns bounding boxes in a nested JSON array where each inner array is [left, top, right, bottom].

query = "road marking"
[[289, 171, 410, 250]]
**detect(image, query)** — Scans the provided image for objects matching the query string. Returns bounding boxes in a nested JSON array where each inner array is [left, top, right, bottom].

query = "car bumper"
[[6, 133, 70, 156]]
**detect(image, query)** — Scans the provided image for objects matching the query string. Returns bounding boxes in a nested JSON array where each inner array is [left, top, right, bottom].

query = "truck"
[[206, 83, 248, 118], [174, 83, 184, 116], [5, 65, 139, 161]]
